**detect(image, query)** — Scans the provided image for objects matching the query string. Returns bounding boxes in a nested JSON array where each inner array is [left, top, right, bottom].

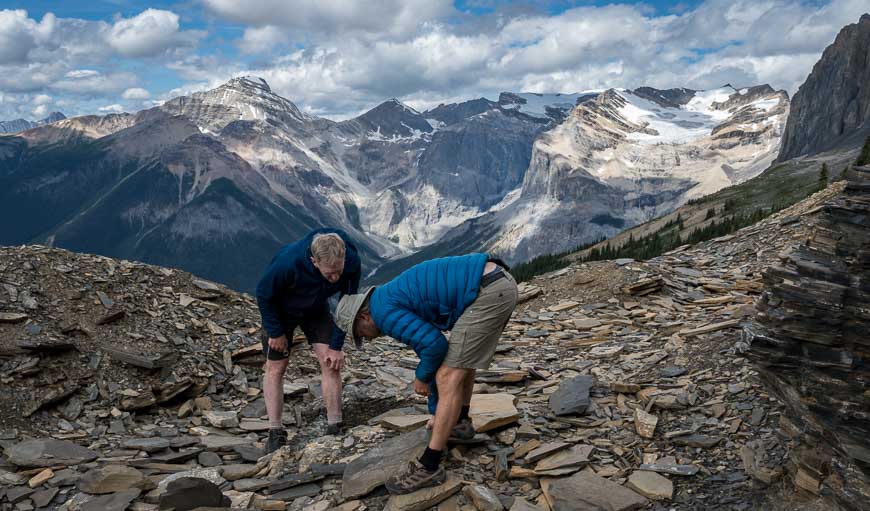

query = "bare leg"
[[429, 366, 472, 451], [312, 344, 343, 423], [462, 369, 476, 407], [263, 359, 288, 428]]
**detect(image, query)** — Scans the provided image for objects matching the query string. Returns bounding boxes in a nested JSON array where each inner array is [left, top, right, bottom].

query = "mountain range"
[[1, 14, 868, 292], [0, 112, 66, 134]]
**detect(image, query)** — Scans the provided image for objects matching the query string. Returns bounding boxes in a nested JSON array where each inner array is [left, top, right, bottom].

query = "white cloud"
[[239, 26, 288, 54], [31, 104, 48, 117], [65, 69, 100, 79], [203, 0, 454, 38], [98, 103, 124, 113], [188, 0, 868, 118], [51, 70, 138, 96], [0, 10, 55, 65], [106, 9, 202, 58], [121, 87, 150, 99], [32, 93, 52, 105]]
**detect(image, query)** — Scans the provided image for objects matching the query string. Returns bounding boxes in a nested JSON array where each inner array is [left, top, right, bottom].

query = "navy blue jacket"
[[369, 253, 488, 384], [256, 228, 361, 350]]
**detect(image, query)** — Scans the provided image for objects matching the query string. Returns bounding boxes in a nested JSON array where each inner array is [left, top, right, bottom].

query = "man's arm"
[[390, 308, 449, 384], [255, 260, 295, 339], [327, 254, 362, 351]]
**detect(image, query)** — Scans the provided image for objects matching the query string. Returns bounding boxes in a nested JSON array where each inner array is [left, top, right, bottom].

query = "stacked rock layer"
[[748, 165, 870, 510]]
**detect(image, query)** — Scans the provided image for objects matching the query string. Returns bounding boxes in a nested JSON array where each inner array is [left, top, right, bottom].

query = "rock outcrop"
[[778, 14, 870, 161], [747, 165, 870, 509]]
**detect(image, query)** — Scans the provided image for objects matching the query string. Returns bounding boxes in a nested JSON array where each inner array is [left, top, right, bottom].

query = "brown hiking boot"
[[449, 419, 475, 442], [385, 460, 446, 495]]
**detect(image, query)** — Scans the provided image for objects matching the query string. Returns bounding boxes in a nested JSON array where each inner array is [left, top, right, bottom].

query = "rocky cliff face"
[[747, 165, 870, 509], [778, 14, 870, 161]]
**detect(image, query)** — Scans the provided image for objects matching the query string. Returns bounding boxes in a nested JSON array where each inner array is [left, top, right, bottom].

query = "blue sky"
[[0, 0, 866, 120]]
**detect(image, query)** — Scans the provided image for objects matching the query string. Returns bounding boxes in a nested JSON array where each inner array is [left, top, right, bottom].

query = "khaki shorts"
[[444, 270, 518, 369]]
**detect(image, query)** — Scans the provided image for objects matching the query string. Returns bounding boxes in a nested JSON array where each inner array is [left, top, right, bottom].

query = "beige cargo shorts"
[[444, 269, 518, 369]]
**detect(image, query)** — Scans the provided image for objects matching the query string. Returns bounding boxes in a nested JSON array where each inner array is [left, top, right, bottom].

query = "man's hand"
[[324, 349, 345, 371], [413, 378, 429, 396], [268, 335, 288, 353]]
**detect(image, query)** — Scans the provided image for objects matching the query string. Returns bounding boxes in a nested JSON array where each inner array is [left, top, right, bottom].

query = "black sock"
[[419, 447, 442, 472], [458, 405, 471, 421]]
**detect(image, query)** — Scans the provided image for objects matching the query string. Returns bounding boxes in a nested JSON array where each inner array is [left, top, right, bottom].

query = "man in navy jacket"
[[336, 253, 517, 494], [256, 228, 361, 453]]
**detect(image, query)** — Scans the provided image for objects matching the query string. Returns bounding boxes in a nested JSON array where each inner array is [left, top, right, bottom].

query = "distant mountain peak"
[[0, 111, 68, 134], [226, 75, 272, 92]]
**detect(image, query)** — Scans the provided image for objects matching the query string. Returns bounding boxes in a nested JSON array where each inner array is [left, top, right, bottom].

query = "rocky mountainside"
[[0, 112, 66, 134], [0, 179, 847, 510], [778, 14, 870, 161], [374, 84, 789, 280], [0, 76, 571, 290]]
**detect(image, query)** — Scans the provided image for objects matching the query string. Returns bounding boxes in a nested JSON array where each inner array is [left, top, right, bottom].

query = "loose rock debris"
[[0, 182, 849, 510]]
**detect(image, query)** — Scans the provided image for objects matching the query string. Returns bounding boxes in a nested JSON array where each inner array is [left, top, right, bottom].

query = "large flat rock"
[[77, 465, 148, 494], [541, 471, 648, 511], [5, 439, 98, 468], [626, 470, 673, 500], [470, 393, 519, 433], [534, 445, 593, 475], [383, 475, 462, 511], [342, 427, 429, 499]]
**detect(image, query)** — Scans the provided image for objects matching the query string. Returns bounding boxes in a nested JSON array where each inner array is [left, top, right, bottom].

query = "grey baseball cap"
[[335, 287, 376, 349]]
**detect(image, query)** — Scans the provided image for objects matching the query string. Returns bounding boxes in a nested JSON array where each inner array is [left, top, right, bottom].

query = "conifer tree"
[[857, 135, 870, 166], [819, 163, 829, 189]]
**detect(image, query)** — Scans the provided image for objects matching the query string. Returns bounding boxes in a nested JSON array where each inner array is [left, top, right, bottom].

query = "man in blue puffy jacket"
[[335, 253, 518, 494], [256, 229, 361, 453]]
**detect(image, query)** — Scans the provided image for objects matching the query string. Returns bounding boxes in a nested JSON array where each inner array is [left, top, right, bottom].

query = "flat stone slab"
[[122, 437, 170, 453], [534, 445, 593, 474], [198, 435, 254, 450], [549, 376, 593, 416], [573, 319, 602, 330], [639, 462, 699, 476], [383, 475, 462, 511], [342, 427, 429, 499], [470, 393, 520, 433], [80, 488, 141, 511], [463, 484, 504, 511], [672, 434, 721, 449], [5, 439, 98, 467], [203, 410, 239, 429], [221, 464, 259, 481], [77, 465, 147, 494], [379, 414, 431, 432], [239, 419, 272, 431], [525, 442, 570, 464], [626, 470, 673, 500], [541, 471, 648, 511]]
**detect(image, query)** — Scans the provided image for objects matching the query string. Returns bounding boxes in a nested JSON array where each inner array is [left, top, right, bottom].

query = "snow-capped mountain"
[[490, 84, 789, 260], [0, 111, 66, 134], [0, 76, 787, 290], [498, 92, 597, 122]]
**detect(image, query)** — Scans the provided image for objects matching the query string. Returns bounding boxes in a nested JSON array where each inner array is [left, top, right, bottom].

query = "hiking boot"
[[265, 428, 287, 454], [325, 422, 344, 436], [449, 418, 475, 442], [385, 460, 447, 495]]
